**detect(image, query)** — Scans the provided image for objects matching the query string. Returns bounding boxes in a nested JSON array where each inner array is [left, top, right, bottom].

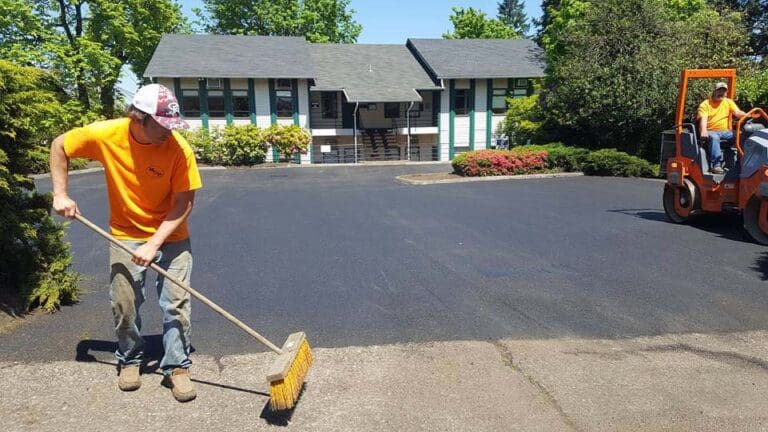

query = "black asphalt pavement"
[[3, 165, 768, 364]]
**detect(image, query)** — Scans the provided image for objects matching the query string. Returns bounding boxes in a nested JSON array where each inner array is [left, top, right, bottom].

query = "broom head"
[[266, 331, 313, 411]]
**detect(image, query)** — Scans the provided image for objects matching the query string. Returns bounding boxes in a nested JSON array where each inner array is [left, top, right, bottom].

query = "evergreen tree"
[[497, 0, 530, 36]]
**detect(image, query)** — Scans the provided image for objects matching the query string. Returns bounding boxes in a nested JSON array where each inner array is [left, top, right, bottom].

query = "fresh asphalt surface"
[[3, 165, 768, 366]]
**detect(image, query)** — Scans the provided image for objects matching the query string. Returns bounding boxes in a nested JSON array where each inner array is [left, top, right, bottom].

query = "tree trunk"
[[100, 81, 116, 119]]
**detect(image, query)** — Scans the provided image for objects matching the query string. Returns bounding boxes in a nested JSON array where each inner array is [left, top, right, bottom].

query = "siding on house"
[[475, 79, 488, 151], [439, 86, 450, 162]]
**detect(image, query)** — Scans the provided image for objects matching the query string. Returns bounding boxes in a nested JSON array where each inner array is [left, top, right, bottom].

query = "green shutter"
[[486, 79, 493, 149], [307, 81, 313, 163], [292, 79, 299, 126], [449, 80, 455, 160], [224, 78, 233, 126], [248, 79, 256, 125], [434, 91, 441, 161], [269, 79, 278, 161], [199, 79, 209, 130], [173, 78, 183, 113], [469, 79, 475, 151]]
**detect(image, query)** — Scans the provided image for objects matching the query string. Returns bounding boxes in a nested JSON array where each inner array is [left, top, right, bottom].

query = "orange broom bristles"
[[269, 339, 313, 411]]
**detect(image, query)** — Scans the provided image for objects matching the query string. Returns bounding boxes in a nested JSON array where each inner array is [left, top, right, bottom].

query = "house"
[[143, 34, 545, 164]]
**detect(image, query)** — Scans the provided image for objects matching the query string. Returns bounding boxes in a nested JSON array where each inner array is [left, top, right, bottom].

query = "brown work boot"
[[118, 366, 141, 391], [164, 368, 196, 402]]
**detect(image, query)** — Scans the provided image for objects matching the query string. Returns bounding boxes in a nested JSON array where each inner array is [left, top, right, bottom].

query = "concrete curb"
[[396, 171, 585, 185]]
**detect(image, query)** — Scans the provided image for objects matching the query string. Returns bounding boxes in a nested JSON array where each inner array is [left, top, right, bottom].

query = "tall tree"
[[443, 7, 519, 39], [540, 0, 749, 158], [497, 0, 530, 36], [196, 0, 362, 43], [708, 0, 768, 58], [0, 0, 187, 118], [0, 60, 80, 311]]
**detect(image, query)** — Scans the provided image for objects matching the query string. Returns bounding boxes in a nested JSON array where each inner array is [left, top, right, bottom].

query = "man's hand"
[[52, 193, 79, 218], [701, 130, 709, 139], [132, 242, 161, 267]]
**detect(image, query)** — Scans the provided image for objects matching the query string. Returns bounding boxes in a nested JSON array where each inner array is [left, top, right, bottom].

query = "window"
[[492, 88, 508, 114], [276, 79, 291, 90], [276, 90, 293, 118], [454, 89, 469, 115], [181, 90, 200, 117], [410, 102, 422, 118], [511, 79, 529, 99], [207, 90, 225, 118], [321, 92, 338, 119], [384, 103, 400, 118], [232, 90, 249, 118]]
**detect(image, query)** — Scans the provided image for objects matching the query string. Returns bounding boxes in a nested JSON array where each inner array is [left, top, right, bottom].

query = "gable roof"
[[144, 34, 315, 79], [309, 44, 440, 103], [407, 38, 545, 80]]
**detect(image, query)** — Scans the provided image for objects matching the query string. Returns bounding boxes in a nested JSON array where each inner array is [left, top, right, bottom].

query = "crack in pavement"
[[493, 341, 582, 432]]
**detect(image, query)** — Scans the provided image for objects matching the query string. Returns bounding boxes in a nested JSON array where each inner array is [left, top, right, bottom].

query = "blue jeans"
[[708, 130, 734, 168], [109, 239, 193, 373]]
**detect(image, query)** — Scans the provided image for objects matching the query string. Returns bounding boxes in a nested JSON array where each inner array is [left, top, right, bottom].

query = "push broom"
[[75, 214, 312, 411]]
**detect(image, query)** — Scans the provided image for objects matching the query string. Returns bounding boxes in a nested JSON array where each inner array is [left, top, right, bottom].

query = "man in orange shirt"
[[698, 81, 747, 174], [49, 84, 202, 402]]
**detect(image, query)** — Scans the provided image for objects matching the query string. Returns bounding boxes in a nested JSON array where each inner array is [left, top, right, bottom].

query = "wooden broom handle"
[[74, 213, 284, 354]]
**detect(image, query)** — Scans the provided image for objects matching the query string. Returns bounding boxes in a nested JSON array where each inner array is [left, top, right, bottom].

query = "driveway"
[[2, 165, 768, 431]]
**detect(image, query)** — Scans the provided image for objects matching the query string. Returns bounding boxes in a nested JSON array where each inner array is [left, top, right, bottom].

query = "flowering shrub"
[[452, 149, 548, 177]]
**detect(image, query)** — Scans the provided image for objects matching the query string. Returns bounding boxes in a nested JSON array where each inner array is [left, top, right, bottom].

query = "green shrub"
[[581, 148, 656, 177], [499, 92, 543, 146], [0, 60, 80, 311], [451, 149, 548, 176], [516, 143, 589, 171], [220, 124, 267, 165], [263, 124, 311, 162]]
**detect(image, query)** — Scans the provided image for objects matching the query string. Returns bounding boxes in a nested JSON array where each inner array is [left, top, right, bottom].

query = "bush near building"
[[181, 124, 311, 166], [454, 144, 656, 178], [452, 148, 548, 176]]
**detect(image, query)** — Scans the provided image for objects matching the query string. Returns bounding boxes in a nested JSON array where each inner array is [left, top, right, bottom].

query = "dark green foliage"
[[196, 0, 362, 43], [580, 148, 657, 177], [539, 0, 750, 161], [517, 143, 590, 171], [0, 60, 79, 311], [497, 0, 530, 36], [443, 7, 520, 39]]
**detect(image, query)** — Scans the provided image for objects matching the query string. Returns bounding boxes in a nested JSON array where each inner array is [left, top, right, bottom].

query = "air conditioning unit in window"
[[206, 78, 222, 89]]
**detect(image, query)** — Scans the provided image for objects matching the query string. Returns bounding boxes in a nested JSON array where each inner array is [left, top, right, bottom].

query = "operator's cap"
[[132, 84, 189, 130], [714, 82, 728, 91]]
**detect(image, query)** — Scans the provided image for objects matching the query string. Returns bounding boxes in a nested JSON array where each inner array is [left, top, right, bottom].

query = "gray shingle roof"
[[407, 38, 545, 80], [310, 44, 440, 103], [143, 34, 315, 79]]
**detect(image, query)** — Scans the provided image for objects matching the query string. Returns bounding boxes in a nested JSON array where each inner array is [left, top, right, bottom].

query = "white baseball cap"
[[132, 84, 189, 130]]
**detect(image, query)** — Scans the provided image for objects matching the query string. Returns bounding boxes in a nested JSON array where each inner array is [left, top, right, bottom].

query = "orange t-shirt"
[[64, 118, 202, 241], [697, 98, 739, 131]]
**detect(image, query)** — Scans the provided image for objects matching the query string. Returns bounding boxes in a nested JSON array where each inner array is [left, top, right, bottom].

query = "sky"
[[119, 1, 543, 96]]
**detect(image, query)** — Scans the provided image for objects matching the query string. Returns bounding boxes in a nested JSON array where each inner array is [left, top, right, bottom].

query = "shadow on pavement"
[[75, 336, 272, 399], [752, 253, 768, 281], [609, 208, 751, 244]]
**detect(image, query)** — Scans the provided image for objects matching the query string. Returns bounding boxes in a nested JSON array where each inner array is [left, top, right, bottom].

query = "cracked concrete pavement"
[[3, 331, 768, 431]]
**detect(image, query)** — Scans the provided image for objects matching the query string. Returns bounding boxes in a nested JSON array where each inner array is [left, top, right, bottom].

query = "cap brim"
[[153, 115, 190, 130]]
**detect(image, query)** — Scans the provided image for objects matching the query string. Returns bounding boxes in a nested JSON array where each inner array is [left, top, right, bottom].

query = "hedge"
[[452, 148, 548, 176], [454, 144, 657, 178]]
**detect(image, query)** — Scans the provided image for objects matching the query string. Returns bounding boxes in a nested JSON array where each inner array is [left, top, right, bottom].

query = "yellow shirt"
[[697, 97, 739, 131], [64, 118, 202, 241]]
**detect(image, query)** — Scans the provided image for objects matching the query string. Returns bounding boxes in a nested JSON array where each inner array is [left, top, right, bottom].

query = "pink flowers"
[[452, 149, 548, 177]]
